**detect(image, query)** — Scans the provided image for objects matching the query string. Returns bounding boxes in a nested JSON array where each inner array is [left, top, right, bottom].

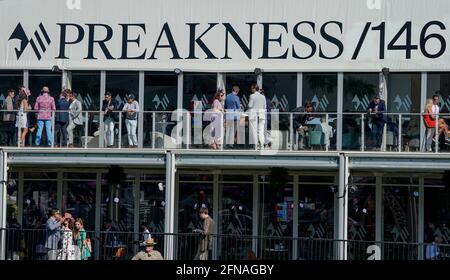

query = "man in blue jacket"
[[45, 208, 62, 260], [54, 90, 70, 147], [367, 95, 387, 150], [224, 85, 241, 148]]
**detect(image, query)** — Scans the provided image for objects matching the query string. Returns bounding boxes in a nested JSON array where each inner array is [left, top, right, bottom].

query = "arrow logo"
[[9, 23, 51, 60]]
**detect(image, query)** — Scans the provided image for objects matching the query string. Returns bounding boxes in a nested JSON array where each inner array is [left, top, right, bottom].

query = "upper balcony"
[[1, 109, 449, 154]]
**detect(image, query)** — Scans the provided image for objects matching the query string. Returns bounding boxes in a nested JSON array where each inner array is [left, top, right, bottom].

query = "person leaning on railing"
[[366, 95, 387, 151], [54, 90, 70, 148], [2, 89, 16, 146], [293, 102, 314, 150], [423, 98, 438, 152], [102, 92, 117, 148]]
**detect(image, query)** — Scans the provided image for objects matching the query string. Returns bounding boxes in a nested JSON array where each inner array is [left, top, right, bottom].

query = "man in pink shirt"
[[34, 86, 56, 146]]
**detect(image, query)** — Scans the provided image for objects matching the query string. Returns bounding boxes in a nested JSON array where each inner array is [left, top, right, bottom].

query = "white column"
[[420, 73, 427, 151], [217, 73, 225, 91], [164, 152, 176, 260], [257, 73, 263, 88], [138, 71, 145, 148], [337, 153, 349, 260], [297, 73, 303, 107], [177, 74, 183, 109], [23, 70, 29, 88], [18, 172, 24, 226], [337, 73, 344, 151], [134, 175, 140, 254], [0, 151, 8, 260]]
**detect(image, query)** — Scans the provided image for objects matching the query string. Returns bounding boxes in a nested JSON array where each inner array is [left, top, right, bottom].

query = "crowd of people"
[[1, 84, 450, 151]]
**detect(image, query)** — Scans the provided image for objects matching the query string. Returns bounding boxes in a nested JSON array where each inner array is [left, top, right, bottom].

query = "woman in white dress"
[[57, 214, 76, 260], [16, 92, 29, 147]]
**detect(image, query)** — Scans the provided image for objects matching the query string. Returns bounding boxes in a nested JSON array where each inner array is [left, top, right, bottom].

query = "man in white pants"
[[102, 92, 117, 147], [67, 92, 83, 147], [122, 94, 139, 148], [248, 84, 267, 150]]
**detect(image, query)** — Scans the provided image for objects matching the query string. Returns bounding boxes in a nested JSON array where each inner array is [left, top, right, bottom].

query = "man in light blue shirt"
[[224, 85, 241, 148], [426, 235, 443, 260]]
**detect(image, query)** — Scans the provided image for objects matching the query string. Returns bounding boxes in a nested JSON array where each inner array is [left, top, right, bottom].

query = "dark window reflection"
[[144, 72, 178, 111], [71, 71, 101, 110], [105, 71, 139, 110], [23, 181, 58, 228], [388, 73, 421, 113], [183, 73, 216, 110], [303, 73, 337, 112], [29, 71, 62, 100], [427, 72, 450, 114], [0, 71, 23, 107], [263, 73, 297, 112]]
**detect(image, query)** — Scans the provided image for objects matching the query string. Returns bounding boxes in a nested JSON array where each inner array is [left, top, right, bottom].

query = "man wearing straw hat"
[[131, 238, 163, 260]]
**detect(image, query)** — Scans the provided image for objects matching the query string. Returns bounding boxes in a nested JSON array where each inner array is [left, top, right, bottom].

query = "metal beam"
[[337, 153, 349, 260], [336, 73, 344, 151], [164, 152, 176, 260]]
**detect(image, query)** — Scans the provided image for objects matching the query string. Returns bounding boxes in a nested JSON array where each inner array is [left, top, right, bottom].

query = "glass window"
[[427, 72, 450, 113], [29, 70, 62, 100], [62, 180, 96, 230], [383, 185, 419, 260], [298, 180, 335, 260], [183, 73, 216, 110], [259, 175, 293, 260], [6, 172, 18, 225], [343, 73, 379, 113], [303, 73, 337, 112], [22, 181, 57, 228], [262, 73, 297, 112], [424, 174, 450, 249], [105, 71, 139, 110], [388, 73, 421, 114], [225, 73, 257, 110], [218, 176, 253, 260], [139, 182, 165, 233], [71, 71, 101, 111], [0, 70, 23, 107], [144, 72, 178, 111]]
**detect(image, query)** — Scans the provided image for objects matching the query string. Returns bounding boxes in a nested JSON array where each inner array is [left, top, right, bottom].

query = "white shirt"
[[248, 91, 267, 120], [432, 104, 439, 116]]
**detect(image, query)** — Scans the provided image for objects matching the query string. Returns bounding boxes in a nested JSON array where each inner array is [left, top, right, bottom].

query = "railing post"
[[398, 114, 402, 152], [118, 111, 122, 149], [0, 151, 7, 260], [435, 113, 439, 153], [361, 113, 365, 152], [186, 111, 190, 150], [289, 113, 294, 151], [51, 111, 55, 148], [17, 113, 21, 148], [164, 152, 176, 260], [152, 112, 156, 149], [84, 112, 88, 149]]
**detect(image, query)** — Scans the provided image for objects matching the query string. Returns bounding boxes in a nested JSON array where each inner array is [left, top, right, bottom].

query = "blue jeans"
[[35, 120, 52, 146], [371, 121, 385, 148]]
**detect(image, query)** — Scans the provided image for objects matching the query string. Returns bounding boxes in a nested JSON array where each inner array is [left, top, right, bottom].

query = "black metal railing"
[[1, 228, 450, 260]]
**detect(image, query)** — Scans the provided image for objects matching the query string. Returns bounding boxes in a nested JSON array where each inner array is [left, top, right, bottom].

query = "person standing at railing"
[[193, 207, 215, 260], [16, 91, 30, 147], [122, 94, 139, 148], [224, 85, 241, 148], [58, 213, 76, 260], [54, 90, 70, 148], [426, 234, 443, 260], [208, 89, 225, 149], [102, 92, 117, 148], [34, 86, 56, 147], [423, 98, 438, 152], [248, 84, 267, 150], [294, 102, 314, 150], [367, 95, 387, 151], [2, 89, 16, 146], [45, 208, 62, 260], [67, 91, 84, 148]]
